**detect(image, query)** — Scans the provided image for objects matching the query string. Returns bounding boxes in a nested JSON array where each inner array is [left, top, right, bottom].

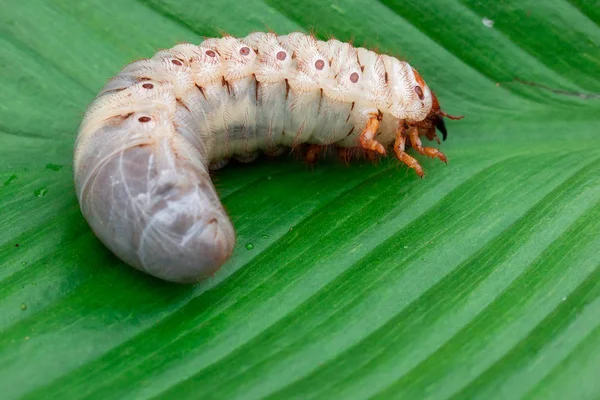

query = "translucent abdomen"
[[74, 88, 234, 283]]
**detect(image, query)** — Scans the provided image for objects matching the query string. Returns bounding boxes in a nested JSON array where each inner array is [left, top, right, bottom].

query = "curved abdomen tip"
[[75, 125, 235, 283]]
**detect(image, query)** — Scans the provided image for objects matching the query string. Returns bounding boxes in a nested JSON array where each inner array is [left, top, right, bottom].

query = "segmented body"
[[74, 32, 460, 283]]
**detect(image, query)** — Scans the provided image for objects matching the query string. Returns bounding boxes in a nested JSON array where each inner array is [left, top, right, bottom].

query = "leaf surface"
[[0, 0, 599, 399]]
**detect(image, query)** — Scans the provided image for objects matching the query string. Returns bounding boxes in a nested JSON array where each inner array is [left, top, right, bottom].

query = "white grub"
[[73, 32, 438, 283]]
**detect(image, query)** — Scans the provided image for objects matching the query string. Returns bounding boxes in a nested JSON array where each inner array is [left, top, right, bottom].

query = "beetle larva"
[[73, 32, 462, 283]]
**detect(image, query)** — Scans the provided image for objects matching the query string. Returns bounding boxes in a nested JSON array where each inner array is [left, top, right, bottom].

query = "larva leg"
[[394, 126, 424, 178], [408, 125, 447, 163], [359, 113, 386, 156]]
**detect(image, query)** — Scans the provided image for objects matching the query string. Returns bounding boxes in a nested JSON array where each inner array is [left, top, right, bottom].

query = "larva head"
[[428, 91, 446, 140], [420, 90, 464, 141], [74, 107, 235, 283]]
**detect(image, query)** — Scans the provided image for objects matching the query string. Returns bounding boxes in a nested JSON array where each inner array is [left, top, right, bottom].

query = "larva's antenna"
[[439, 111, 465, 120]]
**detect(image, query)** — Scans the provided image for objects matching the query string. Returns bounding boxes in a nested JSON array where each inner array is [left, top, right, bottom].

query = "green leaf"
[[1, 0, 599, 399]]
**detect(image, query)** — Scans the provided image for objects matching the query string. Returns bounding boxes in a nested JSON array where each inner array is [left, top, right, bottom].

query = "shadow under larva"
[[73, 32, 463, 283]]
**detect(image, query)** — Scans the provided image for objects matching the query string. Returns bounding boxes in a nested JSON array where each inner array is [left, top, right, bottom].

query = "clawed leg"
[[408, 125, 447, 164], [359, 113, 386, 156], [394, 125, 424, 178]]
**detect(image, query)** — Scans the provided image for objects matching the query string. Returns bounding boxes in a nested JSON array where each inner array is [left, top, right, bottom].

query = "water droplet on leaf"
[[20, 303, 27, 311], [261, 234, 269, 239], [20, 261, 27, 267], [245, 243, 254, 250], [482, 17, 494, 28]]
